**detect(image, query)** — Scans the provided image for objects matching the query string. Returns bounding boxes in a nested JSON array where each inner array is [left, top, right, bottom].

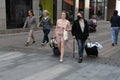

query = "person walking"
[[110, 10, 120, 46], [71, 12, 89, 63], [55, 11, 71, 62], [39, 10, 52, 46], [23, 10, 37, 46]]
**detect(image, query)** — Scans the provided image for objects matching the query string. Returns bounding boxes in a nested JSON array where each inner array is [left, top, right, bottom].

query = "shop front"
[[6, 0, 32, 29], [62, 0, 106, 20], [89, 0, 105, 20]]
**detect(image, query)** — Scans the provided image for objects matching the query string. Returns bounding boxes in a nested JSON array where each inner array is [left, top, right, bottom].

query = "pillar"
[[33, 0, 39, 22], [0, 0, 6, 30], [84, 0, 90, 20], [104, 0, 108, 20], [57, 0, 62, 19], [74, 0, 79, 20]]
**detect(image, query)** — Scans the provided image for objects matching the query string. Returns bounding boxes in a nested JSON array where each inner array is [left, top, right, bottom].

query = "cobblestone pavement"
[[0, 21, 120, 80]]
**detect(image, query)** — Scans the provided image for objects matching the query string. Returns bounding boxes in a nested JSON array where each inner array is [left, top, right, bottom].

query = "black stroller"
[[49, 37, 60, 56]]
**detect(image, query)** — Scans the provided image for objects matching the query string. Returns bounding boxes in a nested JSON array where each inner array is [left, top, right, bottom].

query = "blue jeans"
[[111, 27, 120, 43], [76, 39, 85, 59]]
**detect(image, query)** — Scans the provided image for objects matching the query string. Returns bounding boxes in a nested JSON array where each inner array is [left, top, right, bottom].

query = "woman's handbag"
[[64, 30, 68, 40]]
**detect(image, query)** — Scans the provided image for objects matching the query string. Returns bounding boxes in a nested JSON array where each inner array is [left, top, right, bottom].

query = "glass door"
[[89, 0, 105, 20]]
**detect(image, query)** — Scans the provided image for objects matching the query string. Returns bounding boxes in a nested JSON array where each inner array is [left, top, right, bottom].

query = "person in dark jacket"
[[39, 10, 52, 46], [72, 12, 89, 63], [110, 10, 120, 46]]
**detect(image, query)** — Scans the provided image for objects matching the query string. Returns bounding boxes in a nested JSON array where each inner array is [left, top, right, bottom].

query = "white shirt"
[[44, 16, 48, 20], [79, 20, 85, 32]]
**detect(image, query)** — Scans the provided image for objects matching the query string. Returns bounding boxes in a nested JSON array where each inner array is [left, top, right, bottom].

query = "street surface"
[[0, 21, 120, 80]]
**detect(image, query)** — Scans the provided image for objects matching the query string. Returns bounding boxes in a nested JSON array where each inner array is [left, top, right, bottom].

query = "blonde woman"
[[55, 11, 71, 62], [23, 10, 37, 46]]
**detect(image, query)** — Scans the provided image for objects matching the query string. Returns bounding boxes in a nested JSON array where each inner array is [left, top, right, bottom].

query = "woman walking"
[[55, 11, 71, 62], [23, 10, 37, 46], [39, 10, 52, 46], [72, 12, 89, 63], [110, 10, 120, 46]]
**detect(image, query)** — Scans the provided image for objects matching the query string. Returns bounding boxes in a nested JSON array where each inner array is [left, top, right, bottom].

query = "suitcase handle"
[[87, 38, 91, 43], [86, 38, 92, 47]]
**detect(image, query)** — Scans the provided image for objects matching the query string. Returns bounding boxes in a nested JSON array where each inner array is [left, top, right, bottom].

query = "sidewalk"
[[0, 20, 120, 80]]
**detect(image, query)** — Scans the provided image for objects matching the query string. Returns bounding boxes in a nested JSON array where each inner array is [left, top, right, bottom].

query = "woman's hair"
[[62, 10, 68, 19], [43, 10, 49, 15], [113, 10, 118, 15], [28, 10, 34, 16]]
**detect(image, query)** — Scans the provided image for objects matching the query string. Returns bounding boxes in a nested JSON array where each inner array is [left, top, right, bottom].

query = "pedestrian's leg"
[[81, 41, 85, 55], [115, 27, 119, 44], [31, 30, 35, 43], [111, 28, 116, 46], [44, 29, 48, 43], [60, 42, 64, 62], [46, 29, 50, 43], [25, 29, 32, 46], [77, 39, 83, 58], [58, 42, 61, 52], [76, 39, 83, 63], [42, 29, 46, 43], [65, 40, 72, 49]]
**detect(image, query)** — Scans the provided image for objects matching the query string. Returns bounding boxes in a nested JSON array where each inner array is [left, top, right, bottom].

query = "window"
[[89, 0, 105, 20], [6, 0, 32, 29]]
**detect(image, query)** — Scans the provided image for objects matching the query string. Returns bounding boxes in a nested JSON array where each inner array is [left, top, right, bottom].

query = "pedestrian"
[[110, 10, 120, 46], [39, 10, 52, 46], [23, 10, 37, 46], [89, 14, 97, 32], [54, 11, 71, 62], [71, 12, 89, 63]]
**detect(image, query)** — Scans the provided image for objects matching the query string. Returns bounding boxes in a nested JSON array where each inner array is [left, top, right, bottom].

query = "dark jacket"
[[72, 19, 89, 41], [40, 17, 52, 30], [110, 15, 120, 27]]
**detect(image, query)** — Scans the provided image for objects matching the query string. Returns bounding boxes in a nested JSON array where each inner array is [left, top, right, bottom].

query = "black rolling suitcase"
[[50, 37, 60, 56], [52, 46, 60, 56], [85, 39, 98, 57]]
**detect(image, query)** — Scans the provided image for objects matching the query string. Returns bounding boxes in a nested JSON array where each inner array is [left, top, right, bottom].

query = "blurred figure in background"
[[110, 10, 120, 46], [88, 14, 97, 33]]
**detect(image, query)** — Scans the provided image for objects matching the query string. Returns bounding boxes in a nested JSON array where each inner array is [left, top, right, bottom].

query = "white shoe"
[[60, 58, 63, 63]]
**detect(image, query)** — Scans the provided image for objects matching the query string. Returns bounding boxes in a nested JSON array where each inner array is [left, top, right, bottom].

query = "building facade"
[[0, 0, 39, 31], [0, 0, 119, 31]]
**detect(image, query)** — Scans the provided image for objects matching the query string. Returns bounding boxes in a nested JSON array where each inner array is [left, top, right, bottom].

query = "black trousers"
[[42, 29, 50, 43]]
